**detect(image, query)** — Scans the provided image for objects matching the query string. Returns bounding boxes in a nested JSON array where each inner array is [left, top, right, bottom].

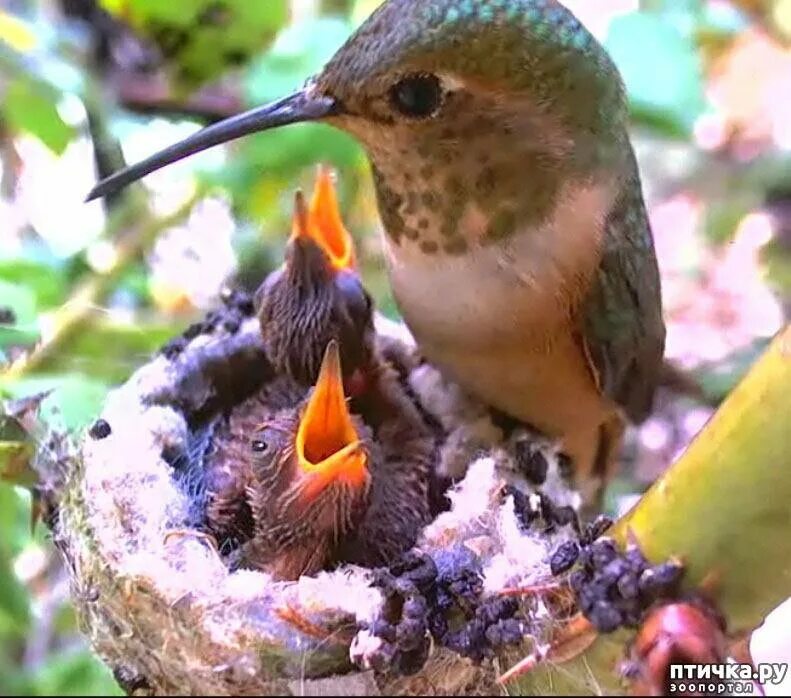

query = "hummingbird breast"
[[380, 174, 619, 448], [345, 82, 626, 455], [382, 177, 615, 347]]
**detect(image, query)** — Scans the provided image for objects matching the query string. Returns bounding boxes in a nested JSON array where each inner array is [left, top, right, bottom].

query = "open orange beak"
[[289, 165, 357, 272], [295, 340, 369, 502]]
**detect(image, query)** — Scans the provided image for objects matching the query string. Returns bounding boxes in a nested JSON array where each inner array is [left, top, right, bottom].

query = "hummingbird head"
[[311, 0, 630, 253], [256, 171, 373, 388], [247, 340, 372, 578], [86, 0, 628, 253]]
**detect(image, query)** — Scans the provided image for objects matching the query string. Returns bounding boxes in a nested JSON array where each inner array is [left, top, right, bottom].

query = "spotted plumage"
[[87, 0, 666, 507]]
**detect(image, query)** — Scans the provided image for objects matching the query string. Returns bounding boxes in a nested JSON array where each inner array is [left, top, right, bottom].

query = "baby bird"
[[204, 340, 433, 580], [255, 167, 374, 392], [201, 374, 305, 549]]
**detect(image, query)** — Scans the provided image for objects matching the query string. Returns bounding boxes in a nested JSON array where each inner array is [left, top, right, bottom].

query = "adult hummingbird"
[[87, 0, 666, 503]]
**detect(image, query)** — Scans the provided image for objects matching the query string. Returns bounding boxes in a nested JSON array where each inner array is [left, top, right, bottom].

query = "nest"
[[47, 296, 588, 696]]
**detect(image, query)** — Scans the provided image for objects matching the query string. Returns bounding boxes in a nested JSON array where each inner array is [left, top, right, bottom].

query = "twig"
[[82, 79, 130, 213], [320, 0, 354, 15], [1, 191, 202, 383], [114, 72, 244, 123]]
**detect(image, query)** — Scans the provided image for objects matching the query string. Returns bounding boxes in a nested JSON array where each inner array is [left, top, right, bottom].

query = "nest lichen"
[[50, 309, 584, 696]]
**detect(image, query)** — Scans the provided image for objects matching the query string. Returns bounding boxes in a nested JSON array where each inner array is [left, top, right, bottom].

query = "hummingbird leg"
[[557, 412, 625, 520], [579, 414, 626, 520], [489, 407, 526, 441]]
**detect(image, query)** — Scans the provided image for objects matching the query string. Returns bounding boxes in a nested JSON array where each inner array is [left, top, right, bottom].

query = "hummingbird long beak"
[[85, 89, 339, 202], [295, 340, 369, 502]]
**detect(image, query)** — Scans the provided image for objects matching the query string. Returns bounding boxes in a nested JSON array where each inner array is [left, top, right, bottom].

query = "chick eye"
[[390, 73, 443, 118], [251, 439, 268, 453]]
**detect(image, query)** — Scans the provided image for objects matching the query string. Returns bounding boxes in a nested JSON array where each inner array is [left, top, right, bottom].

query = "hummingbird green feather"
[[86, 0, 665, 505]]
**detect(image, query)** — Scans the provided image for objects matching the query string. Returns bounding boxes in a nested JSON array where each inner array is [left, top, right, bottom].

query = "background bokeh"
[[0, 0, 789, 694]]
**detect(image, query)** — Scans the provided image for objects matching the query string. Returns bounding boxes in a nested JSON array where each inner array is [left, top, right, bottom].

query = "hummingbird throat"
[[351, 96, 571, 258]]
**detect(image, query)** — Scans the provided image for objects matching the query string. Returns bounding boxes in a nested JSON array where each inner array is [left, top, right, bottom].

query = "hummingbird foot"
[[488, 407, 525, 440]]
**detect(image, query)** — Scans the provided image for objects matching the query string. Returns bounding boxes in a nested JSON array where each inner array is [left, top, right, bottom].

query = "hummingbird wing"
[[580, 163, 666, 424]]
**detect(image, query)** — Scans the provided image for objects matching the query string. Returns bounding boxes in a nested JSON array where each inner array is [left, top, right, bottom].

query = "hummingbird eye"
[[389, 73, 444, 119]]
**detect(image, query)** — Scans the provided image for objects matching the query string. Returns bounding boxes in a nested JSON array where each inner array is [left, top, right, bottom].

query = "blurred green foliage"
[[0, 0, 789, 694], [99, 0, 289, 88], [0, 484, 124, 696]]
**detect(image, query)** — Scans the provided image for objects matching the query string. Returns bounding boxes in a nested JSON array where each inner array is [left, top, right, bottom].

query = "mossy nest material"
[[51, 310, 584, 696]]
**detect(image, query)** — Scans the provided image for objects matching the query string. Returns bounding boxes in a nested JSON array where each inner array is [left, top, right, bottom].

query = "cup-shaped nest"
[[49, 295, 583, 696]]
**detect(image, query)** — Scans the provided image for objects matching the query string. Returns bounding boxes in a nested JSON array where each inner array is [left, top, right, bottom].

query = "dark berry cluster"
[[88, 418, 112, 440], [0, 306, 16, 325], [219, 286, 255, 317], [550, 524, 685, 634], [364, 552, 437, 675], [442, 596, 523, 663], [509, 433, 574, 486], [160, 287, 255, 359], [505, 485, 579, 535], [513, 441, 549, 485], [363, 547, 525, 675]]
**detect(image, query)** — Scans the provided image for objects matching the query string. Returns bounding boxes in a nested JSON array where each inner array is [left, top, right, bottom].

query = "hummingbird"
[[204, 340, 433, 580], [255, 167, 375, 394], [87, 0, 666, 504], [201, 373, 305, 547]]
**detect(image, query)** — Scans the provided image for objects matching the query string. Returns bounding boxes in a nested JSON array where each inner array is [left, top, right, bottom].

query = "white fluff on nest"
[[69, 314, 582, 694]]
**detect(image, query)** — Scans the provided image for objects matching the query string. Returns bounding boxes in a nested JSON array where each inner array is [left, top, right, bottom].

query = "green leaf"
[[3, 375, 109, 433], [0, 279, 40, 352], [0, 325, 40, 353], [245, 18, 352, 104], [0, 258, 69, 310], [0, 485, 32, 555], [606, 13, 706, 137], [39, 318, 178, 384], [764, 239, 791, 297], [105, 0, 289, 88], [0, 652, 32, 695], [692, 337, 772, 404], [25, 650, 124, 697], [0, 487, 31, 639], [0, 279, 37, 326], [2, 77, 74, 154]]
